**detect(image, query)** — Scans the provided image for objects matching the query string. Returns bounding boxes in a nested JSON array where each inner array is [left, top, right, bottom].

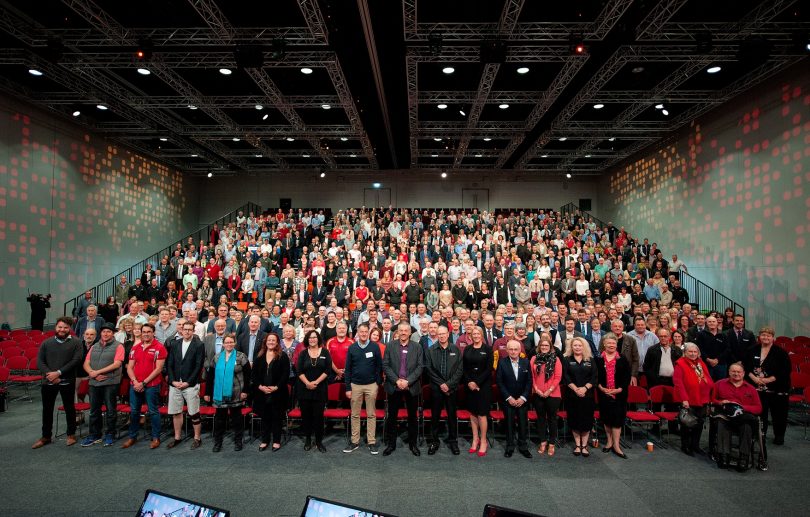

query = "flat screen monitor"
[[300, 495, 397, 517], [136, 489, 230, 517], [482, 504, 547, 517]]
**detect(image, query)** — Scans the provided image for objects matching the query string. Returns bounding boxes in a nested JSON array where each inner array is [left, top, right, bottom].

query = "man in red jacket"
[[712, 362, 762, 470]]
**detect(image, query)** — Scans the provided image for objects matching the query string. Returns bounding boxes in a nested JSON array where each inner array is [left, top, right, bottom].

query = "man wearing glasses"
[[121, 323, 167, 449]]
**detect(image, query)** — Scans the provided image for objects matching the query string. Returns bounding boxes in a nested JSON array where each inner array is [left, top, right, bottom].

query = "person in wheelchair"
[[711, 362, 762, 471]]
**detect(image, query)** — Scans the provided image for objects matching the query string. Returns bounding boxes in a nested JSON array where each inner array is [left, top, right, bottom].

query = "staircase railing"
[[63, 201, 262, 317], [559, 202, 746, 319]]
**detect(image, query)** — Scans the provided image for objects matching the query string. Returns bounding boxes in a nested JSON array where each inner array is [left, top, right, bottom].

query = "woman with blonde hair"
[[563, 336, 597, 457]]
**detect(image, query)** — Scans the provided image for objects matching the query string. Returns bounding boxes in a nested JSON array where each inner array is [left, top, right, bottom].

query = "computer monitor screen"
[[136, 489, 230, 517], [300, 495, 397, 517]]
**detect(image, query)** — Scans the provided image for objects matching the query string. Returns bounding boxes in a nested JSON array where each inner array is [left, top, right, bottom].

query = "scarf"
[[685, 357, 706, 384], [213, 349, 236, 403], [535, 350, 557, 380]]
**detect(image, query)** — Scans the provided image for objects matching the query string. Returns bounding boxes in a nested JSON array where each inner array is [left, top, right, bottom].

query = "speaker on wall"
[[280, 198, 292, 211], [579, 198, 592, 211]]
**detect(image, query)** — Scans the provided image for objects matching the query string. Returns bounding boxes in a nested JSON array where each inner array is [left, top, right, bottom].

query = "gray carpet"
[[1, 391, 809, 517]]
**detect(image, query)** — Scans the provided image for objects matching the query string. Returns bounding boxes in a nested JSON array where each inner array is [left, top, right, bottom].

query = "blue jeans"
[[129, 385, 161, 439]]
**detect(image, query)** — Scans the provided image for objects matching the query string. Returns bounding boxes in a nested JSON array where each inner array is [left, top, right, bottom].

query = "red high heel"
[[468, 440, 480, 454]]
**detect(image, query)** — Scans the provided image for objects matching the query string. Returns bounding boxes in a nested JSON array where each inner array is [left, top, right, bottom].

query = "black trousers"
[[299, 399, 325, 442], [429, 387, 458, 444], [716, 414, 757, 457], [41, 382, 76, 438], [681, 405, 706, 451], [504, 403, 529, 451], [532, 396, 561, 443], [213, 406, 244, 444], [257, 397, 285, 444], [88, 384, 117, 438], [758, 391, 788, 440], [385, 389, 418, 446]]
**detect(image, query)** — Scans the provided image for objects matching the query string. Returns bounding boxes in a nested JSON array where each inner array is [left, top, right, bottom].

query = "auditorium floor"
[[1, 393, 809, 517]]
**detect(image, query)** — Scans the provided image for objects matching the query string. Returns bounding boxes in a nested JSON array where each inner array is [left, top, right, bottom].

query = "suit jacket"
[[495, 356, 532, 401], [382, 340, 424, 396], [311, 285, 328, 306], [426, 343, 464, 391], [617, 334, 641, 379], [725, 328, 756, 363], [642, 344, 683, 387], [479, 326, 503, 347], [203, 333, 226, 369], [235, 317, 273, 339], [166, 336, 206, 386], [73, 316, 106, 342], [237, 331, 267, 362]]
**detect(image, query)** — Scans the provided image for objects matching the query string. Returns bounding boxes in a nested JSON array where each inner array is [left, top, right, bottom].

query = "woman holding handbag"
[[673, 342, 714, 456]]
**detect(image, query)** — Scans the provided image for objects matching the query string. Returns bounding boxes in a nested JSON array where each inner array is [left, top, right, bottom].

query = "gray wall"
[[598, 63, 810, 336], [0, 98, 199, 327]]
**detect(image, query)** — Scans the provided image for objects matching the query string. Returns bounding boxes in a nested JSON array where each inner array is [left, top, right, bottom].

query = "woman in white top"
[[241, 272, 254, 299], [537, 260, 551, 281], [575, 273, 589, 301]]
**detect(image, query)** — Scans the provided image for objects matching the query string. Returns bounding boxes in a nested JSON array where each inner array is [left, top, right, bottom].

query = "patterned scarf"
[[535, 350, 557, 380], [686, 357, 706, 383]]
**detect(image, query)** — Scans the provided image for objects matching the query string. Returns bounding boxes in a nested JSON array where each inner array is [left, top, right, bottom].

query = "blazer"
[[166, 336, 206, 386], [495, 356, 532, 402], [203, 333, 227, 368], [642, 344, 683, 387], [426, 343, 464, 391], [235, 317, 273, 338], [73, 316, 106, 342], [237, 331, 267, 362], [724, 328, 756, 363], [382, 340, 424, 396], [478, 326, 503, 347], [595, 354, 632, 404], [251, 352, 290, 404]]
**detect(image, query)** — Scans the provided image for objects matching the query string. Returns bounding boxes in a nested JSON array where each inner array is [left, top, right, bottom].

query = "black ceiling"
[[0, 0, 807, 177]]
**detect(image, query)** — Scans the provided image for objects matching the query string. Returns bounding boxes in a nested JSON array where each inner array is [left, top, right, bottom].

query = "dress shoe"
[[120, 438, 137, 449], [504, 449, 514, 458], [31, 437, 52, 449], [519, 449, 532, 459], [428, 443, 439, 455], [681, 445, 694, 456], [716, 455, 728, 469], [304, 438, 312, 451], [190, 439, 202, 450], [449, 443, 460, 455], [149, 438, 161, 449], [409, 444, 421, 456], [166, 438, 182, 449], [213, 443, 222, 452], [612, 449, 628, 459], [234, 441, 243, 451], [316, 442, 327, 453], [382, 445, 396, 456], [66, 435, 77, 446]]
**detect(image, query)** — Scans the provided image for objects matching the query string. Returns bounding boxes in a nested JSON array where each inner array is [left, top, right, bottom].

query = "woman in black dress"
[[252, 333, 290, 452], [744, 326, 792, 445], [462, 326, 493, 456], [596, 333, 631, 459], [296, 330, 332, 452], [563, 336, 597, 457]]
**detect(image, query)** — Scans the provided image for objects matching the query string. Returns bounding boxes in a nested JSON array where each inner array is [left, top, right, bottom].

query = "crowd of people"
[[32, 206, 791, 469]]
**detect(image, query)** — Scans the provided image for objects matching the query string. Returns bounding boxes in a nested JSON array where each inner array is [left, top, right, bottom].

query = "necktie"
[[385, 332, 390, 343], [737, 330, 742, 341], [487, 329, 493, 345]]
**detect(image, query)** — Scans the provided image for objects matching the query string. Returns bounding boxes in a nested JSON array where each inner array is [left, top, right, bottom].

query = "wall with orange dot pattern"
[[0, 99, 199, 328], [599, 64, 810, 336]]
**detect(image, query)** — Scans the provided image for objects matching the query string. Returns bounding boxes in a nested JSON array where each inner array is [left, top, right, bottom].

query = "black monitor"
[[300, 495, 397, 517], [136, 489, 230, 517], [482, 504, 547, 517]]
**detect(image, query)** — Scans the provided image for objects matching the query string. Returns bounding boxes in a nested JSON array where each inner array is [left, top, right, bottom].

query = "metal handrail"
[[559, 202, 746, 319], [63, 202, 262, 317]]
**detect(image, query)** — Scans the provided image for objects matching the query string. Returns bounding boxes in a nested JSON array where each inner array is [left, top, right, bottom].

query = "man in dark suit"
[[236, 307, 273, 338], [425, 326, 463, 455], [311, 278, 328, 307], [382, 322, 424, 456], [496, 340, 532, 458], [479, 313, 502, 347], [725, 314, 756, 363], [73, 305, 105, 343], [236, 315, 266, 364], [165, 322, 206, 449]]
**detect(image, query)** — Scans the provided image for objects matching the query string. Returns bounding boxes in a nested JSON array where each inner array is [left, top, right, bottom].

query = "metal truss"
[[297, 0, 329, 45], [324, 59, 378, 168], [419, 91, 538, 104], [406, 45, 572, 62], [35, 93, 343, 109], [635, 0, 689, 41], [43, 26, 321, 46], [53, 50, 336, 69]]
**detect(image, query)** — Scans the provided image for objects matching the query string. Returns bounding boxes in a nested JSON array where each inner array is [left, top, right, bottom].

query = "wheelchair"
[[708, 404, 768, 472]]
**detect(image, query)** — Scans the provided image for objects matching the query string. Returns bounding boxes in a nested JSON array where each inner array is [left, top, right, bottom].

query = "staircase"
[[62, 202, 262, 317], [559, 202, 746, 318]]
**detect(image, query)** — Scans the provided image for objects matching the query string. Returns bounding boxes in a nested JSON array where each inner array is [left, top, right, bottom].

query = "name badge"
[[319, 356, 325, 360], [403, 350, 408, 354], [365, 351, 374, 358], [450, 353, 456, 356], [480, 351, 486, 355]]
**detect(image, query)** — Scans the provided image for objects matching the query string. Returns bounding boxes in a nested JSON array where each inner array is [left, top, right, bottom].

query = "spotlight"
[[459, 108, 466, 116], [255, 154, 262, 158], [541, 154, 549, 158], [303, 153, 310, 158], [593, 103, 604, 109], [262, 114, 269, 120], [136, 68, 151, 75], [300, 67, 313, 74], [585, 154, 592, 158], [159, 137, 168, 142], [498, 104, 509, 109], [270, 38, 287, 60], [631, 66, 645, 74], [569, 34, 586, 55], [517, 67, 529, 74], [706, 66, 722, 74], [442, 67, 455, 74], [474, 154, 482, 158], [286, 137, 295, 142], [255, 104, 263, 110], [434, 137, 442, 142], [566, 173, 572, 179], [372, 182, 381, 188], [441, 172, 447, 178], [72, 110, 80, 117], [134, 38, 153, 61], [191, 154, 198, 157], [655, 104, 664, 109], [608, 137, 616, 142], [232, 137, 240, 142], [207, 172, 213, 178], [219, 68, 232, 75], [96, 104, 108, 110], [320, 172, 326, 178], [350, 154, 357, 158], [558, 137, 567, 141], [483, 137, 492, 142], [188, 105, 198, 110], [662, 109, 669, 116], [28, 69, 43, 76], [437, 103, 448, 110], [321, 104, 331, 110], [340, 137, 348, 141]]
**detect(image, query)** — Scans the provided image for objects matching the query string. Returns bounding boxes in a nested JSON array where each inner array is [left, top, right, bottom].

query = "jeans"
[[129, 385, 161, 439], [41, 382, 76, 438], [89, 384, 118, 438]]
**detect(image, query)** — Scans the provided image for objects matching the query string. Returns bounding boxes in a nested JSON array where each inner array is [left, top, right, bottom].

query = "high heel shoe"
[[581, 446, 590, 457], [468, 441, 480, 454], [537, 441, 547, 455], [477, 448, 487, 457], [573, 445, 581, 456]]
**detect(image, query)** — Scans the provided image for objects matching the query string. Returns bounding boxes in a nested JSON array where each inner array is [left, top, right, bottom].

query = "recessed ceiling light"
[[262, 114, 269, 120], [219, 68, 232, 75], [255, 154, 263, 158], [558, 137, 567, 141], [96, 104, 108, 110], [28, 69, 43, 76], [255, 104, 263, 110], [431, 153, 438, 158], [350, 154, 357, 158], [585, 154, 592, 158], [608, 137, 616, 142], [459, 109, 466, 116], [232, 137, 240, 142], [321, 104, 331, 110], [72, 110, 80, 117], [340, 137, 348, 141], [442, 67, 455, 74], [655, 104, 664, 110], [662, 109, 669, 116], [136, 68, 150, 75], [474, 154, 482, 158], [372, 182, 381, 188], [631, 66, 645, 73], [188, 104, 197, 110], [441, 172, 448, 178], [483, 137, 492, 142], [286, 137, 295, 142], [191, 154, 198, 157], [207, 172, 213, 178], [566, 173, 572, 179], [517, 67, 529, 74], [300, 67, 313, 74], [303, 153, 311, 158], [541, 154, 549, 158], [593, 103, 604, 109], [707, 66, 722, 74], [319, 172, 326, 178], [437, 103, 448, 109], [159, 137, 168, 142], [498, 104, 510, 109], [434, 137, 442, 142]]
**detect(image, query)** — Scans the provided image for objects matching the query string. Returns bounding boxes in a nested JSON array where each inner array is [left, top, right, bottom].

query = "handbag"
[[679, 407, 698, 428]]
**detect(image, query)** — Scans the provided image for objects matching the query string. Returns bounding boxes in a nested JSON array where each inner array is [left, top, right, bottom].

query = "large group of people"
[[31, 206, 791, 468]]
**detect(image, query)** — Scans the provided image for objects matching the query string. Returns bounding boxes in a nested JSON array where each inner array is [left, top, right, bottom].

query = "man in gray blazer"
[[203, 318, 228, 369], [382, 322, 424, 456]]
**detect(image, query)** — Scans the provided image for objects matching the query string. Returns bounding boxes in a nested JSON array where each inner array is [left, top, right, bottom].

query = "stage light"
[[219, 68, 232, 75], [498, 104, 509, 109], [134, 39, 153, 61], [459, 109, 466, 116], [207, 172, 213, 178], [662, 109, 669, 116], [262, 114, 269, 120], [28, 69, 43, 76], [301, 67, 313, 74], [350, 154, 357, 158], [431, 154, 438, 158], [593, 103, 604, 109], [255, 104, 263, 110], [442, 67, 455, 74], [608, 137, 615, 142], [340, 137, 348, 141], [569, 34, 586, 55], [191, 154, 198, 157], [303, 153, 310, 158], [441, 172, 448, 178], [286, 137, 295, 142], [655, 104, 664, 109], [437, 103, 447, 109], [321, 104, 331, 110], [483, 137, 492, 141], [707, 66, 722, 74], [434, 137, 442, 142], [159, 137, 168, 142], [541, 154, 548, 158], [558, 137, 567, 141], [255, 154, 262, 158], [188, 105, 197, 110], [136, 68, 150, 75], [474, 154, 482, 158], [372, 183, 381, 188], [232, 137, 240, 142], [631, 66, 645, 74], [320, 172, 326, 178], [517, 67, 529, 74], [72, 110, 80, 117], [96, 104, 108, 110], [566, 173, 572, 179], [585, 154, 592, 158]]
